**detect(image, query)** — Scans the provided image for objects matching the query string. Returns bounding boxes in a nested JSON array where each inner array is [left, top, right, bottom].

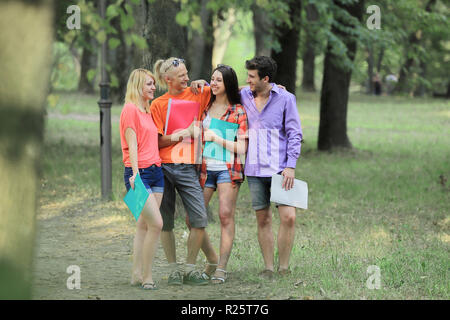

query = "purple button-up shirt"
[[241, 84, 302, 177]]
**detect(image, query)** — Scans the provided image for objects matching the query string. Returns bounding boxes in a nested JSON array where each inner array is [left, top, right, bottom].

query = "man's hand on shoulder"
[[190, 80, 207, 95]]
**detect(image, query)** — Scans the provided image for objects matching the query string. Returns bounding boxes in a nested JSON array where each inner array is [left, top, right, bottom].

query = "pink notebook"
[[164, 99, 200, 135]]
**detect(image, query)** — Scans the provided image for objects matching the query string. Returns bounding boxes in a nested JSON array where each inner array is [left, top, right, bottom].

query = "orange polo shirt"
[[150, 86, 211, 164]]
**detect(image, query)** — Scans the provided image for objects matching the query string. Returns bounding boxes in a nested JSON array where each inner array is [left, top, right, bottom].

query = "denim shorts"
[[247, 176, 281, 210], [124, 165, 164, 194], [204, 170, 232, 189]]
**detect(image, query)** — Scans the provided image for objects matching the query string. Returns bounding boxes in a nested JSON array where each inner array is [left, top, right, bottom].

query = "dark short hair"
[[245, 56, 277, 82], [207, 64, 241, 108]]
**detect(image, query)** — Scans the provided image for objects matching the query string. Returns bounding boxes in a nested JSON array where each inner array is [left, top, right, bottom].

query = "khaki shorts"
[[160, 163, 208, 231]]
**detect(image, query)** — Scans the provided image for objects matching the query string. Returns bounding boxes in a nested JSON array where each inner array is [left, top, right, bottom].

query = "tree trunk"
[[414, 59, 427, 97], [140, 1, 188, 70], [366, 46, 374, 94], [251, 3, 273, 57], [376, 47, 384, 72], [138, 0, 188, 96], [0, 0, 53, 299], [188, 0, 214, 81], [78, 34, 98, 94], [212, 8, 236, 67], [318, 0, 364, 151], [301, 3, 319, 92], [395, 32, 420, 95], [271, 0, 302, 94], [396, 0, 436, 94], [108, 0, 139, 103]]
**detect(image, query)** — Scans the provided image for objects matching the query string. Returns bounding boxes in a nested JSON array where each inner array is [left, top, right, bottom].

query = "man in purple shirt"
[[241, 56, 303, 278]]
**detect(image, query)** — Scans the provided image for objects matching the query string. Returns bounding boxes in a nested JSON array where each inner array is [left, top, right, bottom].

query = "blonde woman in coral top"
[[119, 69, 163, 290]]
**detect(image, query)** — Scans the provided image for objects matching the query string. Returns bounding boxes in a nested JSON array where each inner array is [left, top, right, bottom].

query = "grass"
[[39, 90, 450, 299]]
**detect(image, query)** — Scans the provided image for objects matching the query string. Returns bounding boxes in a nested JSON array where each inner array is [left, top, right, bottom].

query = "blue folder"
[[123, 174, 149, 221], [203, 118, 239, 162]]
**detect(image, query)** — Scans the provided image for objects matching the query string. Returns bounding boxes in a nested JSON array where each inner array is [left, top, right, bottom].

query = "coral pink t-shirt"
[[120, 103, 162, 168]]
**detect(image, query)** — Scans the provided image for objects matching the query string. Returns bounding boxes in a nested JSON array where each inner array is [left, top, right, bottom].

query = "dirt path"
[[31, 195, 273, 300]]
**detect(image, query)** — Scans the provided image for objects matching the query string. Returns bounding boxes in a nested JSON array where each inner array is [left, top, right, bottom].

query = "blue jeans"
[[204, 170, 232, 189], [124, 165, 164, 194]]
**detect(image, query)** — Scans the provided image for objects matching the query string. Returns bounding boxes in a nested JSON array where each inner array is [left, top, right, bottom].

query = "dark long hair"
[[207, 65, 241, 108]]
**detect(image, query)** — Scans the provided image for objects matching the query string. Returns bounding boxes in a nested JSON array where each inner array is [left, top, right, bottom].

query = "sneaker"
[[183, 270, 209, 286], [168, 270, 183, 286]]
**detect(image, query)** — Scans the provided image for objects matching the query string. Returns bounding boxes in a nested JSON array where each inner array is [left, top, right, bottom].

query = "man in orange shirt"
[[150, 57, 211, 286]]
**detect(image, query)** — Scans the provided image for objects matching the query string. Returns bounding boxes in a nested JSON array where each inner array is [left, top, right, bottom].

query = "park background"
[[0, 0, 448, 300]]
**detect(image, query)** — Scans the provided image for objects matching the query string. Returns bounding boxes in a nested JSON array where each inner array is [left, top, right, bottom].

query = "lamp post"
[[98, 0, 112, 200]]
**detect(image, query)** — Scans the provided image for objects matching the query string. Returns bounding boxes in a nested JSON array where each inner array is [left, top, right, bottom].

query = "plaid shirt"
[[198, 104, 248, 188]]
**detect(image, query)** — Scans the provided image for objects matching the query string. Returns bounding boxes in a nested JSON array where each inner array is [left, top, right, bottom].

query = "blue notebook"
[[203, 118, 239, 162], [123, 174, 149, 221]]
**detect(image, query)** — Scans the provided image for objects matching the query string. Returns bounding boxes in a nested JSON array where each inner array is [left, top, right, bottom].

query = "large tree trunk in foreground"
[[271, 0, 302, 94], [0, 0, 53, 299], [318, 0, 364, 151]]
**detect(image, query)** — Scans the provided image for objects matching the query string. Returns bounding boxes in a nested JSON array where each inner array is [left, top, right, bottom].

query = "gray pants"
[[160, 163, 208, 231]]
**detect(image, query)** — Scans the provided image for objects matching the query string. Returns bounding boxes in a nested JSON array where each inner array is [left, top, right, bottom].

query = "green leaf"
[[175, 11, 190, 26], [106, 5, 119, 19], [96, 30, 107, 44], [124, 34, 132, 47], [190, 15, 202, 32], [108, 38, 121, 50], [131, 34, 147, 49], [87, 69, 97, 82], [110, 74, 119, 88], [120, 11, 135, 31]]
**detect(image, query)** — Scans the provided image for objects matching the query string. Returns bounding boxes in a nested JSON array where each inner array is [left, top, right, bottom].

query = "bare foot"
[[203, 262, 218, 278], [131, 273, 143, 286]]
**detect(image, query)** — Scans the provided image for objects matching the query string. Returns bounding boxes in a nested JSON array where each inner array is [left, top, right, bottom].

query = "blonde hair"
[[124, 68, 155, 108], [153, 57, 185, 90]]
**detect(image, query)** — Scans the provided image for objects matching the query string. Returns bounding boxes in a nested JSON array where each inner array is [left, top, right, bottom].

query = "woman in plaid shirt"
[[190, 64, 248, 284]]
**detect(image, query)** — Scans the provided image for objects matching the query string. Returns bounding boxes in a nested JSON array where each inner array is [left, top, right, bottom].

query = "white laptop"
[[270, 174, 308, 209]]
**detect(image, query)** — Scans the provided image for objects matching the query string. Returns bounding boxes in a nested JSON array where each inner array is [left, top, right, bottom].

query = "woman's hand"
[[129, 172, 137, 190], [190, 80, 207, 94], [203, 129, 218, 142]]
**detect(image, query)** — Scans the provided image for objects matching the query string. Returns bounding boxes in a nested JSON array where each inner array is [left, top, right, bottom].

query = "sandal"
[[211, 268, 227, 284], [258, 269, 274, 280], [201, 262, 218, 280], [141, 282, 157, 290], [277, 268, 292, 277]]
